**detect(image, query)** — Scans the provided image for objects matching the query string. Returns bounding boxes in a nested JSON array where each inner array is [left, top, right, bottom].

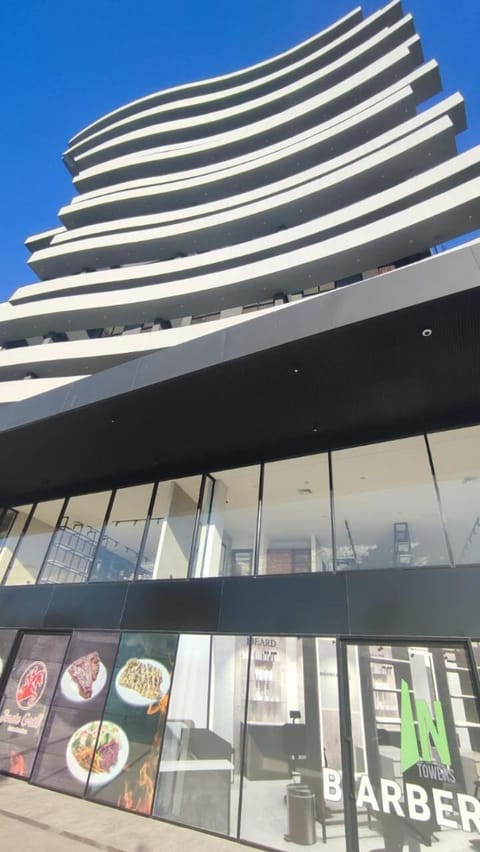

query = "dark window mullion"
[[236, 636, 253, 840], [424, 433, 455, 568], [337, 640, 360, 852], [252, 464, 264, 577], [328, 451, 337, 573]]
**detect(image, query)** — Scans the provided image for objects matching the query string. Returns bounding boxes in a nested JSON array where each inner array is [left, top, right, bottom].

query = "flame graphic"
[[9, 751, 27, 777], [117, 691, 169, 814], [146, 693, 169, 716]]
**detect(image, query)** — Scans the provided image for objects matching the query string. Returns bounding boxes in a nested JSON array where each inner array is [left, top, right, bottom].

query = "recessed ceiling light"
[[422, 328, 432, 338]]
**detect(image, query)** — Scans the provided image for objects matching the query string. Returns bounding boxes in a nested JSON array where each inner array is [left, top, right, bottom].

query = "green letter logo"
[[400, 679, 451, 773]]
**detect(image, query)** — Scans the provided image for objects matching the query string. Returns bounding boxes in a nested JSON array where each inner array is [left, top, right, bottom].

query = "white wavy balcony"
[[55, 91, 463, 232], [6, 175, 480, 348], [68, 5, 406, 167], [45, 115, 458, 254], [68, 4, 405, 157], [70, 16, 415, 171], [28, 131, 474, 282], [72, 41, 432, 193], [67, 6, 366, 149], [0, 309, 279, 380], [0, 376, 86, 404]]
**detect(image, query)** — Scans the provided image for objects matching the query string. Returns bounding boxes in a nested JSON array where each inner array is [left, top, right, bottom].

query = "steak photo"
[[68, 652, 101, 699]]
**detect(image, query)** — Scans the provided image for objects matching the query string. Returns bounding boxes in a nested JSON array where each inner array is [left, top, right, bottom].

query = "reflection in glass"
[[428, 426, 480, 565], [155, 634, 248, 836], [259, 454, 332, 574], [39, 491, 111, 584], [135, 477, 201, 580], [333, 437, 449, 570], [347, 643, 480, 850], [192, 466, 259, 577], [4, 500, 64, 586], [0, 505, 32, 583], [240, 637, 346, 850], [90, 485, 153, 582]]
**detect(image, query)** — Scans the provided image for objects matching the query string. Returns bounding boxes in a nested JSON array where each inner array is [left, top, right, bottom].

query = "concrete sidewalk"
[[0, 775, 246, 852]]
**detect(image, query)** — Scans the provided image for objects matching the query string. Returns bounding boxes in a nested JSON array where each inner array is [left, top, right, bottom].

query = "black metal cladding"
[[2, 566, 480, 638]]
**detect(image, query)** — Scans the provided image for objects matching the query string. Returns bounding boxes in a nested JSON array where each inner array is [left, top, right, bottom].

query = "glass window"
[[154, 634, 248, 836], [4, 500, 64, 586], [240, 637, 346, 850], [259, 454, 332, 575], [39, 491, 111, 584], [89, 485, 153, 583], [0, 633, 70, 777], [86, 631, 178, 814], [332, 437, 449, 570], [135, 476, 201, 580], [0, 505, 32, 583], [347, 642, 480, 850], [0, 629, 17, 681], [192, 466, 260, 577], [30, 631, 120, 796], [428, 426, 480, 565]]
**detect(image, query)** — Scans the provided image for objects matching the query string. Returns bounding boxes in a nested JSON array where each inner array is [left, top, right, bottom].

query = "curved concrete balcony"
[[0, 310, 275, 380], [67, 4, 403, 157], [70, 17, 415, 170], [68, 6, 366, 149], [47, 115, 457, 253], [0, 376, 86, 404], [66, 3, 404, 160], [57, 92, 463, 230], [73, 41, 431, 193], [28, 121, 469, 281], [6, 175, 480, 346]]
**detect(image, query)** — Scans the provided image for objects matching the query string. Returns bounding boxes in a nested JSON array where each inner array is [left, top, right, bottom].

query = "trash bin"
[[285, 783, 317, 845]]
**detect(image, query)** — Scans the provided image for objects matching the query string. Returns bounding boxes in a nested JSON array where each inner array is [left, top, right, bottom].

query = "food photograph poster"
[[86, 632, 178, 814], [0, 633, 70, 777], [31, 631, 120, 795]]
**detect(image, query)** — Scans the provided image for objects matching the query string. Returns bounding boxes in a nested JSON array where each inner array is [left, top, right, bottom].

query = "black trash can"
[[285, 783, 317, 845]]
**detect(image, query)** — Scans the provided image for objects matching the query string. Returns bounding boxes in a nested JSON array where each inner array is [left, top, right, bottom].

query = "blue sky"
[[0, 0, 479, 300]]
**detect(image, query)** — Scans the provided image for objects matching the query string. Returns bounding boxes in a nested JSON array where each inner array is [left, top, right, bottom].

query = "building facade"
[[1, 2, 480, 849]]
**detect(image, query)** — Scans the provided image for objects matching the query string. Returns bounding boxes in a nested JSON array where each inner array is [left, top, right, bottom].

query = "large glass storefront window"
[[7, 425, 480, 585], [154, 634, 248, 835], [4, 500, 65, 585], [428, 426, 480, 566], [259, 454, 332, 574], [193, 466, 260, 577], [1, 631, 480, 850], [135, 476, 201, 580], [346, 643, 480, 850], [240, 637, 346, 850], [332, 437, 450, 570], [39, 491, 111, 584]]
